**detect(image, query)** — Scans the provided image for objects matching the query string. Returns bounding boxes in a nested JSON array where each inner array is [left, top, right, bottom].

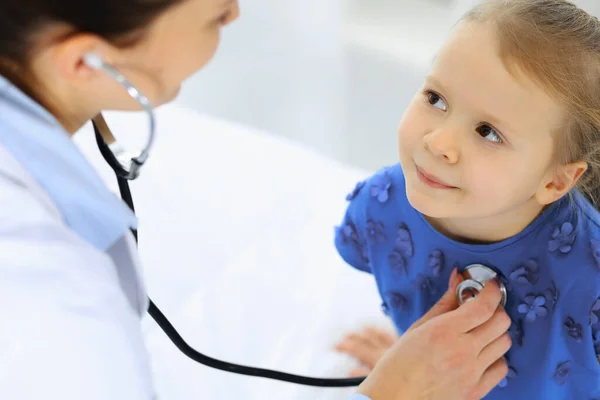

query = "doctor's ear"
[[45, 34, 116, 82]]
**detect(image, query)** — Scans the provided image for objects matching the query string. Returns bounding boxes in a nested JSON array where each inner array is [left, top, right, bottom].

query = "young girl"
[[335, 0, 600, 398]]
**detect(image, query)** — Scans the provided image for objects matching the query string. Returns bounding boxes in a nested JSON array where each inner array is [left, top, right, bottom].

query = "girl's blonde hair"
[[463, 0, 600, 206]]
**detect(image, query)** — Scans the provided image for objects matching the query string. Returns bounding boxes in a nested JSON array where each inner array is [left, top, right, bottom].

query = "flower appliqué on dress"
[[339, 221, 359, 244], [387, 291, 409, 311], [518, 294, 548, 322], [337, 221, 369, 267], [366, 220, 386, 243], [388, 250, 408, 276], [381, 301, 390, 316], [590, 298, 600, 326], [370, 172, 392, 204], [548, 222, 575, 254], [414, 274, 436, 296], [395, 225, 414, 258], [591, 239, 600, 269], [429, 250, 445, 277], [346, 181, 365, 201], [553, 361, 573, 386], [593, 327, 600, 355], [545, 282, 559, 308], [388, 225, 414, 276], [564, 317, 583, 342], [509, 259, 539, 286]]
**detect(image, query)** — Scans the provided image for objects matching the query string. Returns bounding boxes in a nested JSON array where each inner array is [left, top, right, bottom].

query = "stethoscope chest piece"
[[456, 264, 507, 307]]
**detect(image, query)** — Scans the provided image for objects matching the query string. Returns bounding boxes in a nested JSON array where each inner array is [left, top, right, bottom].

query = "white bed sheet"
[[74, 104, 393, 399]]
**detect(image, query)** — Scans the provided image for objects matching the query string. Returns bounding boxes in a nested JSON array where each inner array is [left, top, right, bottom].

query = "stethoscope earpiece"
[[86, 52, 156, 180], [83, 52, 104, 70]]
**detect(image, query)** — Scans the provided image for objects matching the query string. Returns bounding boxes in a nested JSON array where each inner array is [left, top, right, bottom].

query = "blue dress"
[[335, 164, 600, 399]]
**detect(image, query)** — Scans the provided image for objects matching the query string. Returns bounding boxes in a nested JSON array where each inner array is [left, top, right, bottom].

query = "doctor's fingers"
[[451, 279, 504, 333], [468, 307, 512, 352], [475, 332, 512, 374], [467, 307, 512, 352], [408, 268, 464, 332], [472, 358, 510, 400]]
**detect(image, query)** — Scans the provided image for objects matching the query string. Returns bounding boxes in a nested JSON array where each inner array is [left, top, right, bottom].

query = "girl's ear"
[[536, 161, 587, 204]]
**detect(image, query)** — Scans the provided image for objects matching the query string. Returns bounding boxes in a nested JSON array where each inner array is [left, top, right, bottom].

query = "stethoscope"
[[82, 52, 508, 388]]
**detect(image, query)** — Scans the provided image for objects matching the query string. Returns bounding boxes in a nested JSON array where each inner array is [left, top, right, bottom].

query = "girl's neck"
[[425, 199, 548, 245]]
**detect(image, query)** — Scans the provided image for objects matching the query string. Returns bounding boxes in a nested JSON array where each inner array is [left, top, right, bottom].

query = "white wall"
[[173, 0, 600, 171]]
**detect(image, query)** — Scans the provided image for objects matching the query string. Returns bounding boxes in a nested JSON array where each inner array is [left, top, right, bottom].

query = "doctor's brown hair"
[[0, 0, 184, 102], [462, 0, 600, 208]]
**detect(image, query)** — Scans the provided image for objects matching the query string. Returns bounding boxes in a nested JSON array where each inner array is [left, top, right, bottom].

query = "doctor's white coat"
[[0, 142, 156, 399]]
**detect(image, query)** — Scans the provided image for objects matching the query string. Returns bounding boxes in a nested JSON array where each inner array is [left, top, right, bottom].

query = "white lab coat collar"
[[0, 74, 138, 251], [0, 142, 149, 315]]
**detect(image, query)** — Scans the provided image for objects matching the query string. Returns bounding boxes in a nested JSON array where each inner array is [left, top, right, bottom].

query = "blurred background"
[[174, 0, 600, 172]]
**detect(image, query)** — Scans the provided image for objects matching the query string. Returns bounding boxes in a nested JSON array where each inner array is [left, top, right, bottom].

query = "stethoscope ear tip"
[[89, 56, 156, 181], [83, 52, 104, 70]]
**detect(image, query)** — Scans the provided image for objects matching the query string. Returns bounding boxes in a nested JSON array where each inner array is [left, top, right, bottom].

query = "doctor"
[[0, 0, 511, 399]]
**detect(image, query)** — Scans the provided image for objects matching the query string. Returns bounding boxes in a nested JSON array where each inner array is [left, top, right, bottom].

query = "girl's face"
[[398, 21, 581, 229]]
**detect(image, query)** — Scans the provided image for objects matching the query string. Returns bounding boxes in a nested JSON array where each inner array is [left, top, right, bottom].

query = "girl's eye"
[[476, 124, 503, 144], [426, 91, 448, 111]]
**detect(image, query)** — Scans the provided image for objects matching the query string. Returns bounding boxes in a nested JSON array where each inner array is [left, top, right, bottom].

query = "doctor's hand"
[[356, 269, 512, 400], [335, 270, 465, 376]]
